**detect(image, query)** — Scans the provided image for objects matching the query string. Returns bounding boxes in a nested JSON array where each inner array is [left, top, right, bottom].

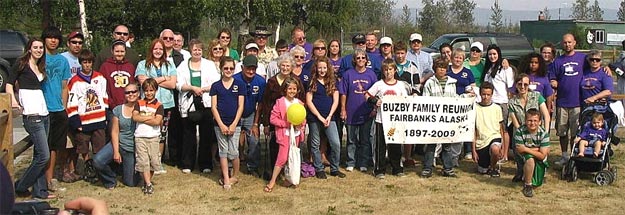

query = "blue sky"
[[395, 0, 622, 11]]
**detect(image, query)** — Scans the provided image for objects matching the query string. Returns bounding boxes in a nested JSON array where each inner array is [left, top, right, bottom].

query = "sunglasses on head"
[[124, 90, 138, 94], [114, 32, 129, 36]]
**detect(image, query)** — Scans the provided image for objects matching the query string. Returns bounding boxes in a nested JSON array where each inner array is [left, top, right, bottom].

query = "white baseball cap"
[[380, 37, 393, 45], [245, 43, 259, 50], [409, 33, 423, 42], [470, 42, 484, 52]]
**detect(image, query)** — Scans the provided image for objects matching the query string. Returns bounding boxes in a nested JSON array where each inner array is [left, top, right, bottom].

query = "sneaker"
[[202, 169, 212, 174], [144, 183, 154, 195], [330, 171, 346, 178], [554, 156, 569, 166], [182, 169, 191, 174], [522, 184, 534, 197], [345, 166, 354, 172], [420, 169, 433, 178], [442, 169, 457, 177], [395, 172, 407, 177], [359, 167, 368, 172], [489, 169, 501, 178], [375, 173, 386, 179], [464, 153, 473, 160], [316, 171, 327, 179], [154, 166, 167, 175]]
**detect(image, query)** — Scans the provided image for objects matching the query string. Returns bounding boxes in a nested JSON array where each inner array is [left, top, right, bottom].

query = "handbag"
[[185, 93, 204, 123], [284, 125, 301, 185]]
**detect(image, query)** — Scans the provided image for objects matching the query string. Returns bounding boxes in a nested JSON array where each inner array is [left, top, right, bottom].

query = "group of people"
[[7, 22, 619, 199]]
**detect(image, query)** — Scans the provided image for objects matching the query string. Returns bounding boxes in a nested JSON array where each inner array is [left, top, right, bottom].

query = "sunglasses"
[[356, 56, 367, 60], [294, 55, 305, 59], [114, 32, 129, 36], [314, 47, 326, 50], [516, 83, 529, 87], [589, 58, 601, 62], [162, 37, 174, 41], [213, 47, 224, 51], [70, 40, 83, 45], [470, 48, 481, 52], [356, 42, 366, 45], [295, 37, 306, 40], [124, 90, 138, 94], [256, 36, 267, 40], [220, 36, 230, 39], [222, 67, 235, 71]]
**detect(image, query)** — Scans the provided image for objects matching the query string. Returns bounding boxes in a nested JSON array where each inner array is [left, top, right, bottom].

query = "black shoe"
[[512, 174, 523, 182], [420, 169, 433, 178], [442, 169, 457, 177], [490, 169, 500, 178], [316, 171, 327, 179], [330, 171, 346, 178], [15, 190, 31, 198]]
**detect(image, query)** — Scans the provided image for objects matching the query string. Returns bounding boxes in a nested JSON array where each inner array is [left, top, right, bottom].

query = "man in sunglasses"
[[339, 33, 382, 79], [406, 33, 433, 84], [61, 31, 84, 79], [94, 25, 140, 70], [251, 26, 278, 67], [289, 27, 313, 62], [160, 29, 184, 67]]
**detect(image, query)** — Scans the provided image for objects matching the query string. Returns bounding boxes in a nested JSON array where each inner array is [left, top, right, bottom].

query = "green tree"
[[400, 4, 413, 27], [571, 0, 590, 20], [490, 0, 503, 32], [589, 0, 604, 21], [619, 0, 625, 21], [418, 0, 438, 34], [449, 0, 476, 32], [305, 0, 359, 38], [543, 7, 552, 20]]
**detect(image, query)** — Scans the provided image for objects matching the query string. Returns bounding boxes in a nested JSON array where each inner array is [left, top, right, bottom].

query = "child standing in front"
[[265, 77, 306, 192], [210, 57, 245, 190], [366, 59, 410, 179], [132, 78, 164, 195], [574, 113, 608, 158], [472, 82, 504, 177]]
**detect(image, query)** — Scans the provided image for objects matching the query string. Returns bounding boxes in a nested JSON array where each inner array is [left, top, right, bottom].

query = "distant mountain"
[[393, 7, 619, 26]]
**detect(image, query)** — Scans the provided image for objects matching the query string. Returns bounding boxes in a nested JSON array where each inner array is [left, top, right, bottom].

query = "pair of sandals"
[[218, 178, 239, 189]]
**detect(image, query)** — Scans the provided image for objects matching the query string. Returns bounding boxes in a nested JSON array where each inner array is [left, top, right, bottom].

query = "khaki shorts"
[[555, 107, 580, 137], [135, 137, 161, 172]]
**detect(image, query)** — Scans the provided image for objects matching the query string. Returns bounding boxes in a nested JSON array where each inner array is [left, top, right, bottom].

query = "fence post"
[[0, 93, 14, 179]]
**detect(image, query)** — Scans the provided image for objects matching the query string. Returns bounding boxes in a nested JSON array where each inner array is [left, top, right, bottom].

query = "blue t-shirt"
[[210, 79, 246, 126], [329, 58, 342, 79], [580, 68, 614, 102], [294, 69, 312, 92], [338, 68, 377, 125], [578, 122, 608, 142], [307, 80, 337, 122], [339, 53, 382, 79], [42, 53, 71, 112], [549, 52, 586, 108], [113, 105, 136, 152], [447, 66, 475, 95], [135, 60, 178, 109], [233, 73, 266, 117]]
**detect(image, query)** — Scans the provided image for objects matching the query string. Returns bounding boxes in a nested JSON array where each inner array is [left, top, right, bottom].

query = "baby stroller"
[[561, 101, 620, 185]]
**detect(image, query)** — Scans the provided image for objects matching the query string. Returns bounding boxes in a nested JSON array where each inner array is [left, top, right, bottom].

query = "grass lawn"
[[13, 138, 625, 214]]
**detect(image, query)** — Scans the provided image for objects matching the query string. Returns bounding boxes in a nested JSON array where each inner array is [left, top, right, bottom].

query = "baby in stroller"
[[574, 113, 607, 158]]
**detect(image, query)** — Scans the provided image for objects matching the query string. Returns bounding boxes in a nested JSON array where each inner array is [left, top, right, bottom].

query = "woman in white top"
[[176, 39, 221, 173], [482, 44, 514, 161]]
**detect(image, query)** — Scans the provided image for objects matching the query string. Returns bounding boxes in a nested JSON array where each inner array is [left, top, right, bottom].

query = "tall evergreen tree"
[[589, 0, 604, 21], [571, 0, 591, 20], [490, 0, 503, 32], [619, 0, 625, 21]]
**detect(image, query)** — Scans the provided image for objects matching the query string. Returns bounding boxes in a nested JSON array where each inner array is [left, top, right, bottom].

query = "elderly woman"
[[207, 39, 224, 69], [93, 84, 140, 189], [217, 28, 239, 62], [581, 50, 613, 108], [259, 54, 305, 170], [508, 73, 551, 182], [290, 45, 311, 90], [176, 39, 221, 174]]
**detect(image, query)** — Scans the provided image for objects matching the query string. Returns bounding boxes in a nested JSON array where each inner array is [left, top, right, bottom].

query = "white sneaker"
[[464, 153, 473, 160], [359, 167, 368, 172], [202, 169, 212, 174], [555, 156, 569, 166], [345, 166, 354, 172], [182, 169, 191, 174], [154, 166, 167, 175]]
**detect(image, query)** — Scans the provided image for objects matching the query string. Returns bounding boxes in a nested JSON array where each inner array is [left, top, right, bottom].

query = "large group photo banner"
[[381, 96, 476, 144]]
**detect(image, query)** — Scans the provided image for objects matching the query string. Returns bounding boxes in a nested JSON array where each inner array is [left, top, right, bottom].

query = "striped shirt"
[[514, 125, 550, 149]]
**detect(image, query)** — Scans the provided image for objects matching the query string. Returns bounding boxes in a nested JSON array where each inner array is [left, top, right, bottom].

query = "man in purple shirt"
[[289, 27, 313, 62], [549, 33, 586, 165]]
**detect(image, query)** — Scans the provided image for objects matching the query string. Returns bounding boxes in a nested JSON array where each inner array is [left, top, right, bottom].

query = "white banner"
[[381, 95, 476, 144]]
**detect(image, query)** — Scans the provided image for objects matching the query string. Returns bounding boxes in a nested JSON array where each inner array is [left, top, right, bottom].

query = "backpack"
[[300, 162, 316, 178]]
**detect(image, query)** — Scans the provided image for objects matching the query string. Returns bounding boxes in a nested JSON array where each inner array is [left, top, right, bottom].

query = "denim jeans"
[[15, 115, 50, 198], [423, 143, 454, 171], [373, 123, 402, 175], [240, 113, 260, 171], [346, 119, 373, 168], [309, 121, 341, 172], [93, 143, 138, 188]]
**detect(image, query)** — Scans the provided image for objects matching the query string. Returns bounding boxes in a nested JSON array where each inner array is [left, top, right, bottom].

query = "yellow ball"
[[287, 103, 306, 125]]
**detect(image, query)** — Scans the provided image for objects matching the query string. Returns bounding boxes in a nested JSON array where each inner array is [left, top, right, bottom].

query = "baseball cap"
[[67, 31, 84, 40], [409, 33, 423, 42], [245, 43, 259, 50], [243, 55, 258, 67], [380, 37, 393, 45], [352, 34, 366, 44], [470, 42, 484, 52]]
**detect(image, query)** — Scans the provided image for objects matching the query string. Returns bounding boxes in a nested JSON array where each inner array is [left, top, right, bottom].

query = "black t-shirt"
[[8, 64, 43, 90]]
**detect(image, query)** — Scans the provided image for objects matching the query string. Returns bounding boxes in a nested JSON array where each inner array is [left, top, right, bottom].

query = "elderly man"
[[406, 33, 433, 84], [94, 25, 140, 69], [289, 27, 313, 62], [251, 26, 278, 67], [160, 29, 184, 67], [173, 32, 191, 60]]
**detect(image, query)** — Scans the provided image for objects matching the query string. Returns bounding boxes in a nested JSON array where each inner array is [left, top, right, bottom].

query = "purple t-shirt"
[[330, 58, 342, 79], [549, 52, 586, 108], [289, 42, 313, 62], [338, 68, 377, 125], [210, 79, 246, 126], [447, 67, 475, 95], [578, 122, 608, 141], [307, 80, 337, 122], [580, 68, 614, 102], [512, 73, 554, 97]]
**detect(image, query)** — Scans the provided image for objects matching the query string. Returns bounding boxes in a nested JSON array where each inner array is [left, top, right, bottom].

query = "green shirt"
[[514, 125, 550, 149], [508, 91, 545, 127], [189, 68, 201, 87], [463, 58, 485, 87]]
